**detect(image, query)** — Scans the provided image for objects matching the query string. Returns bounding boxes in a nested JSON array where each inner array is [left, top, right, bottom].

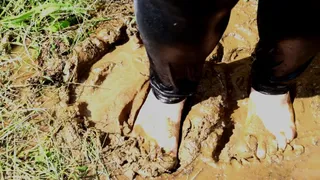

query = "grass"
[[0, 0, 113, 179], [0, 0, 108, 54]]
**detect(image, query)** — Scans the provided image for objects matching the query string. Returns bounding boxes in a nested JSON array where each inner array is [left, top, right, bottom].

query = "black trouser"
[[134, 0, 320, 104]]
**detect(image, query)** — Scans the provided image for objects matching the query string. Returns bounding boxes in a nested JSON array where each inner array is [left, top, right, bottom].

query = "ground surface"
[[1, 0, 320, 179]]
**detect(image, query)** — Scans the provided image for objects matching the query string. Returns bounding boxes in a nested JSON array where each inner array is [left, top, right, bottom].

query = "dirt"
[[7, 0, 320, 179]]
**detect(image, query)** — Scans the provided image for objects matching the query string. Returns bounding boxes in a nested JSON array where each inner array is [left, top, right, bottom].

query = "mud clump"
[[69, 33, 229, 177], [74, 18, 134, 82], [101, 134, 177, 178], [178, 64, 228, 167], [74, 39, 149, 134]]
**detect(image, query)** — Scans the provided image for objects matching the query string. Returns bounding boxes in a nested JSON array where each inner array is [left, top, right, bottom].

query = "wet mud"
[[72, 0, 320, 178], [7, 0, 320, 179]]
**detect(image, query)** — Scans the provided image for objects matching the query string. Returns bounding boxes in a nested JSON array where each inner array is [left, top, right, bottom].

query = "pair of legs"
[[133, 0, 320, 158]]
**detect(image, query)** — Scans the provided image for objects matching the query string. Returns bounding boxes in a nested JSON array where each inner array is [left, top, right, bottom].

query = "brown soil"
[[9, 0, 320, 179]]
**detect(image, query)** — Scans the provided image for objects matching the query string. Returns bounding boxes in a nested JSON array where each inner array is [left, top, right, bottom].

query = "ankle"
[[148, 90, 186, 107], [250, 88, 289, 104]]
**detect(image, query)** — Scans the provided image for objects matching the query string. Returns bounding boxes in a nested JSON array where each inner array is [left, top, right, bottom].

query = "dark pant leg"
[[134, 0, 238, 103], [252, 0, 320, 94]]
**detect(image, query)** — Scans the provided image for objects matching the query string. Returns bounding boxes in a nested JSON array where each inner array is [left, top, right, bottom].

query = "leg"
[[133, 0, 238, 160], [249, 0, 320, 157]]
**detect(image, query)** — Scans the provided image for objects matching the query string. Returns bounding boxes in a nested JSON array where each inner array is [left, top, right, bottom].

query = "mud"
[[72, 0, 320, 178], [6, 0, 320, 179], [72, 35, 226, 177]]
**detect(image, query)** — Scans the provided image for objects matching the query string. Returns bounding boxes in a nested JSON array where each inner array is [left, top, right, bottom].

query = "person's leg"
[[133, 0, 238, 159], [249, 0, 320, 157]]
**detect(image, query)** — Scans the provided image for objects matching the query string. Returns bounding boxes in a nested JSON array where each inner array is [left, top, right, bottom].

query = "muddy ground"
[[7, 0, 320, 179]]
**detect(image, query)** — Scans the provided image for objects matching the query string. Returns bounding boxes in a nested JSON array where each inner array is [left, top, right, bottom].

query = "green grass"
[[0, 75, 110, 179], [0, 0, 109, 54], [0, 0, 112, 179]]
